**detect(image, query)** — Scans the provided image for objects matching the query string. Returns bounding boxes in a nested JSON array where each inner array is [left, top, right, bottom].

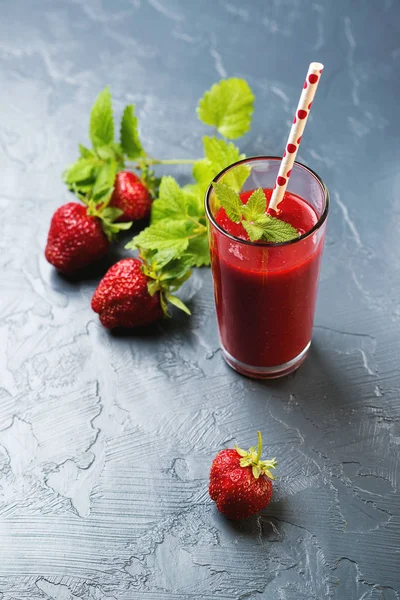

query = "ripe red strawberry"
[[45, 202, 109, 274], [110, 171, 151, 222], [91, 258, 163, 328], [209, 432, 277, 520]]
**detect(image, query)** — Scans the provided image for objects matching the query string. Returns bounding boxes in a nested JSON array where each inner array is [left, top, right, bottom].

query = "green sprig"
[[63, 78, 256, 290], [212, 182, 299, 243]]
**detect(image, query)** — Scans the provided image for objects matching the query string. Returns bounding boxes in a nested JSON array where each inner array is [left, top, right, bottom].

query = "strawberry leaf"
[[158, 254, 194, 280], [101, 207, 123, 221], [234, 445, 248, 458], [165, 292, 191, 315]]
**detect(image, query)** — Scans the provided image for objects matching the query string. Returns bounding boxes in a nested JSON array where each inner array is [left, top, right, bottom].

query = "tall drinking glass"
[[205, 157, 329, 379]]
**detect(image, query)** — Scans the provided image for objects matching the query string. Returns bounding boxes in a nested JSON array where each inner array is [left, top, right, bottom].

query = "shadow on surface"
[[219, 510, 286, 543], [48, 248, 124, 286]]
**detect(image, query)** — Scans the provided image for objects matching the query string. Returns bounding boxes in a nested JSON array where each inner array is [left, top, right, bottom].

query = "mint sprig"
[[212, 182, 299, 243]]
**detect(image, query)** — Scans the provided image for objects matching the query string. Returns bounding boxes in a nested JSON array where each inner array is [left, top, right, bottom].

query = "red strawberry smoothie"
[[209, 188, 326, 375]]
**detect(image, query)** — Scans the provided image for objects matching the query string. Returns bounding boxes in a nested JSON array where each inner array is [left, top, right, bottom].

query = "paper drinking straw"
[[268, 62, 324, 213]]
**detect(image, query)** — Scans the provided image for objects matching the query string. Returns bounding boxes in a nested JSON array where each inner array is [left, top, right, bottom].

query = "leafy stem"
[[126, 157, 198, 168]]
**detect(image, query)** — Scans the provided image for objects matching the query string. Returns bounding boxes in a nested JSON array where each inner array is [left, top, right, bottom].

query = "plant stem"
[[256, 431, 263, 463], [126, 158, 198, 168], [149, 158, 197, 165], [187, 230, 207, 241], [187, 215, 207, 232]]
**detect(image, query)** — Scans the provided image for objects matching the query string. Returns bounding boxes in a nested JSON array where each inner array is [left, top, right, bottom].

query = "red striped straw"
[[268, 62, 324, 213]]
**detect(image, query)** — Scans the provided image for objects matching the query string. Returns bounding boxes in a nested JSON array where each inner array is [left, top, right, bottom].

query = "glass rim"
[[204, 155, 330, 248]]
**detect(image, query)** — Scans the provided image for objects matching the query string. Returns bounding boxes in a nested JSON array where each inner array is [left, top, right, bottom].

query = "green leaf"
[[120, 104, 144, 159], [197, 78, 255, 139], [255, 213, 299, 243], [94, 159, 116, 191], [212, 181, 243, 223], [242, 212, 299, 243], [222, 164, 250, 194], [111, 142, 125, 167], [193, 137, 249, 193], [151, 176, 188, 223], [169, 270, 193, 292], [101, 207, 123, 222], [242, 220, 266, 242], [89, 86, 114, 149], [183, 185, 205, 220], [234, 445, 247, 458], [79, 144, 95, 159], [186, 234, 210, 267], [165, 292, 191, 315], [159, 254, 194, 281], [131, 219, 190, 257], [242, 188, 266, 221], [63, 158, 95, 185], [96, 145, 117, 160], [203, 136, 245, 169], [192, 158, 215, 190], [101, 218, 133, 241]]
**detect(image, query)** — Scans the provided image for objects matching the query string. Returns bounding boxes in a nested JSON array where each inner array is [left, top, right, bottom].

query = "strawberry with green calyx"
[[91, 255, 191, 329], [45, 183, 132, 274], [209, 431, 277, 520], [45, 203, 109, 275]]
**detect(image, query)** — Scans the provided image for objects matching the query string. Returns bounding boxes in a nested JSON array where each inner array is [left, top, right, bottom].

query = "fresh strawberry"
[[209, 432, 277, 520], [91, 258, 163, 328], [110, 171, 151, 222], [92, 257, 191, 329], [45, 202, 110, 274]]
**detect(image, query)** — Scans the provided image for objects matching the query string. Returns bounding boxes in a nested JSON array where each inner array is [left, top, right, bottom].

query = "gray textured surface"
[[1, 0, 399, 597]]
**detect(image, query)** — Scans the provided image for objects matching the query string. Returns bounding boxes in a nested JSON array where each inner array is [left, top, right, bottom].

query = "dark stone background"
[[1, 0, 399, 598]]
